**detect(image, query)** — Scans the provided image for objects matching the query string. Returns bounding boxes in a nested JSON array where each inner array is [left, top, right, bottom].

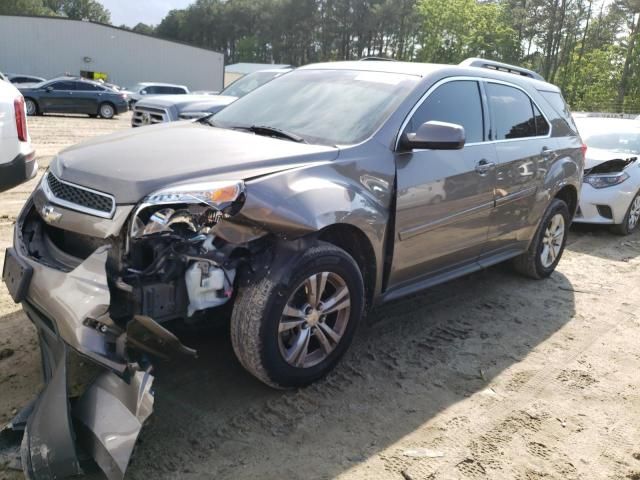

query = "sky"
[[98, 0, 194, 27]]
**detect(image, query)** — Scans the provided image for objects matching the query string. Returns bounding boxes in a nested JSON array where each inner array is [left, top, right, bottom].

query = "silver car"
[[3, 58, 583, 480]]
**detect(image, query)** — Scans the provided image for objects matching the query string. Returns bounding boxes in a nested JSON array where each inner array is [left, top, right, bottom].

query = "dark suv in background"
[[19, 77, 129, 118], [3, 58, 583, 480]]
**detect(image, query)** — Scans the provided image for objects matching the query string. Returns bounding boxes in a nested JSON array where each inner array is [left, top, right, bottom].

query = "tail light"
[[14, 96, 28, 142]]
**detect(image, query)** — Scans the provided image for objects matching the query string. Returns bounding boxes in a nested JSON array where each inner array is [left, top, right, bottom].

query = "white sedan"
[[574, 117, 640, 235], [0, 79, 36, 192]]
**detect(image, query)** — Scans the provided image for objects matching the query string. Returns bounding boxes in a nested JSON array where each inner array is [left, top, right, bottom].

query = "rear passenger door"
[[482, 81, 553, 258], [75, 83, 105, 114], [390, 79, 497, 288]]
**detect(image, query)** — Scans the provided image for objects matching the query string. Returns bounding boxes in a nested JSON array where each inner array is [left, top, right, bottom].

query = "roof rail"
[[359, 56, 396, 62], [459, 58, 545, 82]]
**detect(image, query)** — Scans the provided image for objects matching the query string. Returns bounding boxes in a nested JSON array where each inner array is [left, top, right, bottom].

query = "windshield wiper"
[[234, 125, 307, 143]]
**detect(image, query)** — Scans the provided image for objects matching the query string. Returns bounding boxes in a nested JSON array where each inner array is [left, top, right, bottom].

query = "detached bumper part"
[[3, 245, 174, 480], [19, 302, 155, 480]]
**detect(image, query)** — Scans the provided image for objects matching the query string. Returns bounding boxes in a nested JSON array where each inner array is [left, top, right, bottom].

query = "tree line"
[[156, 0, 640, 113], [2, 0, 640, 113]]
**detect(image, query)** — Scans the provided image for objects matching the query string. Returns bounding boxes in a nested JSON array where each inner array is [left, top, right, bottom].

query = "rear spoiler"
[[460, 58, 545, 82]]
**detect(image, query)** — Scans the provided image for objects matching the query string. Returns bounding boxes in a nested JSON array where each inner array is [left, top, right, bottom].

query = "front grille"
[[46, 173, 115, 217], [132, 106, 169, 127]]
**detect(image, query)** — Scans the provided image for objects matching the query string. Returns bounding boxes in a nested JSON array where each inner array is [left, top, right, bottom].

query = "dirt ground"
[[1, 113, 639, 480]]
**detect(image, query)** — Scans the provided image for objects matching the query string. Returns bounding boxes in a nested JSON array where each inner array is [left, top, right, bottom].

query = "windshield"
[[213, 69, 419, 146], [222, 71, 285, 98], [585, 131, 640, 155], [128, 83, 146, 92]]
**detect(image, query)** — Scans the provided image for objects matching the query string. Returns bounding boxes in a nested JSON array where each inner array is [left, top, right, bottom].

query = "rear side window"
[[407, 80, 484, 144], [540, 90, 578, 134], [50, 81, 76, 91], [170, 87, 187, 94], [487, 83, 548, 140]]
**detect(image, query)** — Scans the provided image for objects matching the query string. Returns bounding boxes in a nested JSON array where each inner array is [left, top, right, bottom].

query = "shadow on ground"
[[119, 264, 577, 480]]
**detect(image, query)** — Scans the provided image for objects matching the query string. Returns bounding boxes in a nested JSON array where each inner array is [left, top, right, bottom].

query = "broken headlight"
[[131, 180, 245, 238], [583, 172, 629, 189]]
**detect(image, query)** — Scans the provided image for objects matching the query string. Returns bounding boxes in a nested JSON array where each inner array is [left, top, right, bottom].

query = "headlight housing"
[[145, 180, 245, 210], [131, 180, 246, 238], [583, 172, 629, 189]]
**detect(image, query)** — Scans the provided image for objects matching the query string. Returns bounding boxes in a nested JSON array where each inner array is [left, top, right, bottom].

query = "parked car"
[[126, 82, 189, 107], [131, 68, 291, 126], [3, 59, 583, 480], [7, 73, 47, 87], [0, 80, 36, 192], [19, 77, 129, 119], [573, 117, 640, 235]]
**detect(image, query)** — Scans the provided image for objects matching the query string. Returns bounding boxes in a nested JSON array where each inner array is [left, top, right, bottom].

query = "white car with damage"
[[0, 79, 36, 192], [574, 117, 640, 235]]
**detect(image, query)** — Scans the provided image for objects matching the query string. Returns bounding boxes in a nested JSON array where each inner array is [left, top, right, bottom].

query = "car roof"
[[298, 60, 560, 91]]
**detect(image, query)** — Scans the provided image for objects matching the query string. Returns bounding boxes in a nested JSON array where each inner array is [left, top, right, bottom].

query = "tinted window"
[[407, 80, 484, 144], [77, 83, 105, 91], [487, 83, 538, 140], [49, 81, 76, 91], [540, 90, 578, 133], [533, 104, 550, 136], [169, 87, 187, 94]]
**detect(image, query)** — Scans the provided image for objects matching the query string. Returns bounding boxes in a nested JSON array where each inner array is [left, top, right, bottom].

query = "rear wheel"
[[611, 190, 640, 236], [98, 102, 115, 119], [25, 98, 38, 116], [513, 198, 570, 279], [230, 242, 364, 389]]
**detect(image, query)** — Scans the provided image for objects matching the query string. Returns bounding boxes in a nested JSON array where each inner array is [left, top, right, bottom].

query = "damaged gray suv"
[[2, 58, 584, 480]]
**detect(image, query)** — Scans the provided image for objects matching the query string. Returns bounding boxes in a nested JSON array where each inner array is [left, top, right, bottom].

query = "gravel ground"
[[1, 113, 639, 480]]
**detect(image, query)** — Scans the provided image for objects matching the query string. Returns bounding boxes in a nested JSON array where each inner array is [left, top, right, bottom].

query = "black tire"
[[98, 102, 115, 119], [24, 98, 38, 116], [610, 190, 640, 236], [513, 198, 570, 279], [230, 242, 364, 389]]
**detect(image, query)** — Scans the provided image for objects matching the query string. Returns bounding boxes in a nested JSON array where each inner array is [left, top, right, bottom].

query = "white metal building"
[[0, 15, 224, 91]]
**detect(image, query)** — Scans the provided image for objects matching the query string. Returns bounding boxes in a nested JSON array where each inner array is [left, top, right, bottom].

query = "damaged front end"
[[1, 178, 258, 480]]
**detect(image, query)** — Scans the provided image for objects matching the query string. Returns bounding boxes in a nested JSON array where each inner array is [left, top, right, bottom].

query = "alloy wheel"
[[628, 195, 640, 231], [100, 104, 114, 118], [540, 213, 565, 268], [25, 99, 36, 116], [278, 272, 351, 369]]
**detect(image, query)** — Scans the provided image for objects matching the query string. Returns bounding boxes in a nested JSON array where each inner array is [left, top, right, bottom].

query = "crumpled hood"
[[585, 147, 638, 169], [50, 122, 338, 204], [136, 94, 237, 110]]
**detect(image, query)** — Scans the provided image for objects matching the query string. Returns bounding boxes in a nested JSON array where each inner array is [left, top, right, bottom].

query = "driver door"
[[42, 81, 76, 112], [388, 79, 497, 289]]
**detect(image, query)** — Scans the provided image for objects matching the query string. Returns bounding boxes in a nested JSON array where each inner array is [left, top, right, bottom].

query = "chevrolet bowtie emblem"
[[41, 205, 62, 224]]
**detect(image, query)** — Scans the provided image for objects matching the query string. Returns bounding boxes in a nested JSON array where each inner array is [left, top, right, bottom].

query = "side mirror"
[[45, 86, 53, 92], [403, 121, 465, 150], [141, 89, 148, 95]]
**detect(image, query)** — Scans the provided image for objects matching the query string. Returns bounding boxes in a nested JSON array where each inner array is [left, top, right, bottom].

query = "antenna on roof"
[[460, 58, 545, 81]]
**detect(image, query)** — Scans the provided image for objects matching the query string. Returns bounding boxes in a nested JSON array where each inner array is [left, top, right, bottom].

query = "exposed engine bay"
[[1, 181, 275, 480]]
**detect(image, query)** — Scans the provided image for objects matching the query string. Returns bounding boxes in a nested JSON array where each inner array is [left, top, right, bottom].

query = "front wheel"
[[513, 198, 570, 279], [611, 190, 640, 236], [98, 102, 115, 119], [25, 98, 38, 116], [230, 242, 364, 389]]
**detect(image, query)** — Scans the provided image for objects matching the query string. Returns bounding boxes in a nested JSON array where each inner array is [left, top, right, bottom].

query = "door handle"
[[475, 159, 495, 175]]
